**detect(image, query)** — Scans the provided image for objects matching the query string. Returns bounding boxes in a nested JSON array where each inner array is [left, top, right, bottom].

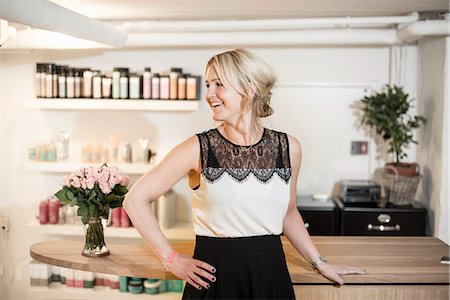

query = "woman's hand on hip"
[[316, 263, 366, 286], [166, 254, 216, 290]]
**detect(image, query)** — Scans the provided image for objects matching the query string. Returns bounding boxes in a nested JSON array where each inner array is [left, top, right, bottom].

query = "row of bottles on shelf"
[[28, 133, 155, 164], [35, 63, 201, 100], [38, 197, 133, 227], [30, 260, 184, 294], [38, 190, 177, 229]]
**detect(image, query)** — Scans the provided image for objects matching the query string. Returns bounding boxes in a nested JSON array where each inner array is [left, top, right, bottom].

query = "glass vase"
[[81, 217, 110, 257]]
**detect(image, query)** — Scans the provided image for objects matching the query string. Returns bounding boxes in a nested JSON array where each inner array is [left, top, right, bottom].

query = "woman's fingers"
[[190, 272, 210, 290], [194, 266, 217, 283], [194, 259, 216, 274]]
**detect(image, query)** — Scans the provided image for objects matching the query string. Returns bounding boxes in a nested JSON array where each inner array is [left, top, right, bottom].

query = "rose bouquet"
[[55, 164, 129, 257]]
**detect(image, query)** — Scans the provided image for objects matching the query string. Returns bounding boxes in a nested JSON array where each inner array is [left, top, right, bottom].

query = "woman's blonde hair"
[[206, 48, 277, 131]]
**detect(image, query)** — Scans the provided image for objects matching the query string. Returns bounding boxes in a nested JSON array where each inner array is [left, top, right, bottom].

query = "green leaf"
[[77, 203, 88, 217], [55, 189, 70, 204], [80, 215, 89, 225], [88, 190, 97, 201], [89, 202, 99, 217], [67, 191, 75, 200], [108, 199, 123, 209], [113, 185, 128, 196]]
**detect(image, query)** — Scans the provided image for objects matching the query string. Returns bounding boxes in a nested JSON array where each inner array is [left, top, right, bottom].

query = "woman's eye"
[[205, 83, 210, 88]]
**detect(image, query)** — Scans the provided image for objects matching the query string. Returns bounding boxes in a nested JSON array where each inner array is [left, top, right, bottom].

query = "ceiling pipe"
[[119, 13, 419, 33], [126, 29, 399, 47], [0, 0, 127, 47], [397, 19, 450, 43]]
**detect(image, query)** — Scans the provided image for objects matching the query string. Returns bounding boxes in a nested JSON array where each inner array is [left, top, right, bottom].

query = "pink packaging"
[[48, 199, 59, 224], [39, 200, 49, 224], [120, 207, 130, 227], [111, 208, 121, 227]]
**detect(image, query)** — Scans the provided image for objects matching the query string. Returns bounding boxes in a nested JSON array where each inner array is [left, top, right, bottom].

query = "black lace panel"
[[197, 128, 292, 184]]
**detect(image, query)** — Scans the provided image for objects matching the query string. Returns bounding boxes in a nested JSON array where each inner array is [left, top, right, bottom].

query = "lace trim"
[[203, 167, 291, 184]]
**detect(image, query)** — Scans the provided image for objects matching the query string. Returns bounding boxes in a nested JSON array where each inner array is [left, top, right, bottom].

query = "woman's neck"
[[221, 123, 263, 146]]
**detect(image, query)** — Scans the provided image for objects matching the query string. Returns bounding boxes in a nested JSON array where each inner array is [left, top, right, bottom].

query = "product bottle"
[[186, 75, 198, 100], [129, 73, 141, 99], [108, 134, 119, 163], [39, 63, 47, 98], [159, 75, 170, 100], [120, 207, 130, 227], [45, 64, 54, 98], [74, 69, 81, 98], [66, 68, 75, 98], [143, 67, 152, 99], [177, 74, 186, 100], [35, 63, 42, 98], [112, 67, 121, 99], [39, 200, 49, 224], [48, 198, 60, 224], [92, 71, 102, 99], [83, 69, 93, 98], [169, 67, 181, 100], [120, 69, 129, 99], [102, 76, 112, 98], [53, 65, 59, 98], [151, 73, 160, 99], [111, 208, 121, 227], [58, 65, 67, 98]]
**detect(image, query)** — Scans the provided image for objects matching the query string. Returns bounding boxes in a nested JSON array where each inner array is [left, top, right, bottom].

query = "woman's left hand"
[[316, 263, 366, 286]]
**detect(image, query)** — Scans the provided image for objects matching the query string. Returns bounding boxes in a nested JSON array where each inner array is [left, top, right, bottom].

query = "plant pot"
[[385, 162, 419, 177]]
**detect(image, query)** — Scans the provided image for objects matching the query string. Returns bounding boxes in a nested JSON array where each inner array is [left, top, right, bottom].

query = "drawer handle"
[[367, 224, 401, 232], [304, 223, 310, 229], [377, 213, 391, 223]]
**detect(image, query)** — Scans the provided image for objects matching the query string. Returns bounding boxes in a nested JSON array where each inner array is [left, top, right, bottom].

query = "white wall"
[[0, 45, 424, 299], [417, 37, 449, 244]]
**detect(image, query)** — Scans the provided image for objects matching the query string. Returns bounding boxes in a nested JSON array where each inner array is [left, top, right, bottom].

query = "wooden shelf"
[[24, 98, 200, 111], [23, 161, 153, 175], [27, 221, 195, 240], [28, 283, 182, 300]]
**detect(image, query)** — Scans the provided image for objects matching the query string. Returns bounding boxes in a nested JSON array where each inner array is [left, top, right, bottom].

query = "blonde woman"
[[124, 49, 366, 299]]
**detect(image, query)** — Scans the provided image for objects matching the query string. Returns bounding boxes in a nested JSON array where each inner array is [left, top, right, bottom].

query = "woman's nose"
[[206, 86, 216, 99]]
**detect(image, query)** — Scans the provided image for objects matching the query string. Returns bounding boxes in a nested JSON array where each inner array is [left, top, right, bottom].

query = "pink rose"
[[63, 175, 71, 187], [80, 178, 87, 189], [86, 177, 95, 189], [99, 181, 111, 194], [71, 177, 81, 188], [121, 175, 130, 186]]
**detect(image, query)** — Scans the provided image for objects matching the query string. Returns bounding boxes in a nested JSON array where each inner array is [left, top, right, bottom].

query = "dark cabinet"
[[297, 196, 339, 235], [333, 197, 427, 236]]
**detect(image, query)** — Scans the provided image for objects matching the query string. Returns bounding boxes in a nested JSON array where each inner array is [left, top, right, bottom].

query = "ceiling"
[[51, 0, 449, 21]]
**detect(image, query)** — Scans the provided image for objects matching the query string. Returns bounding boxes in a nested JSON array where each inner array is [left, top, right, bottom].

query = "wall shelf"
[[24, 98, 200, 111], [28, 283, 182, 300], [27, 221, 195, 240], [24, 161, 153, 175]]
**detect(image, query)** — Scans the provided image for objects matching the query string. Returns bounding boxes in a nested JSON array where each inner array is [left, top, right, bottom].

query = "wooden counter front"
[[30, 236, 450, 300]]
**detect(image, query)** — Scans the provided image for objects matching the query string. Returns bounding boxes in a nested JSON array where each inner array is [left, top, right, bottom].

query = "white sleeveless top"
[[191, 128, 292, 238]]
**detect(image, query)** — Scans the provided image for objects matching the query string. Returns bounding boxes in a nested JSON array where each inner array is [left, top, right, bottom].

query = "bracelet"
[[311, 255, 327, 269], [162, 250, 178, 270]]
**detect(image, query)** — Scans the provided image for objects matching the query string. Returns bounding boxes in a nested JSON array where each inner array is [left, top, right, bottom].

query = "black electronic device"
[[339, 180, 381, 203]]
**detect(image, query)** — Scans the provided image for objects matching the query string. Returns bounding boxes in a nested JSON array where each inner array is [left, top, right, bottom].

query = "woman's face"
[[205, 65, 243, 125]]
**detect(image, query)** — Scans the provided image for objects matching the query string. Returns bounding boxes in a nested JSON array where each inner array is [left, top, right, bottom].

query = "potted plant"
[[359, 84, 426, 176]]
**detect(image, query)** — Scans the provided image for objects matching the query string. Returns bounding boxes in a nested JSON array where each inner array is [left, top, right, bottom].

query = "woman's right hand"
[[166, 253, 216, 290]]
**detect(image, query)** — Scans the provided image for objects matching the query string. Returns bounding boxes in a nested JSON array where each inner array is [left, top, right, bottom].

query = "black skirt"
[[182, 235, 296, 300]]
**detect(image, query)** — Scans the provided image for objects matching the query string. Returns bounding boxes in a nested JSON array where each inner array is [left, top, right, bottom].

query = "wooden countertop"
[[30, 236, 450, 285]]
